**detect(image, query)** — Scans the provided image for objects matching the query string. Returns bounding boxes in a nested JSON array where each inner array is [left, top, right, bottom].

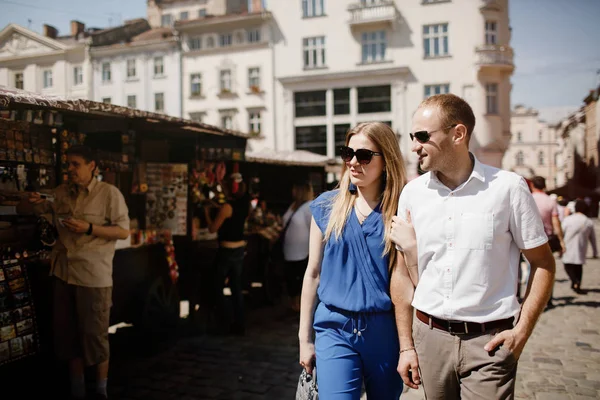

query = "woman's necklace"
[[354, 199, 372, 223]]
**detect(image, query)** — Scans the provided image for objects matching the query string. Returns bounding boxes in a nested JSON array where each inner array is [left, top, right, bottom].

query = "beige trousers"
[[413, 316, 518, 400]]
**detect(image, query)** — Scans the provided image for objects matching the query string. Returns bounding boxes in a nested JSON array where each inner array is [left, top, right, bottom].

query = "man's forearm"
[[516, 257, 555, 338], [92, 224, 129, 241], [391, 258, 416, 348]]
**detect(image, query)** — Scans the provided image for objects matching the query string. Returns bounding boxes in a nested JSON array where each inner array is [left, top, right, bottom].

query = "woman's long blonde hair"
[[323, 122, 406, 263]]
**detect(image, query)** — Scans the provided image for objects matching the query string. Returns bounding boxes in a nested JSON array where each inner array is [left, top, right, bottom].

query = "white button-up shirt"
[[397, 155, 547, 323]]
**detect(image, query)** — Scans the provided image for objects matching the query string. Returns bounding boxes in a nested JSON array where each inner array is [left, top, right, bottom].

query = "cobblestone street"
[[98, 222, 600, 399]]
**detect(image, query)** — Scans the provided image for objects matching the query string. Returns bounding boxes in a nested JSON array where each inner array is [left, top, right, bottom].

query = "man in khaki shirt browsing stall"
[[20, 145, 129, 400]]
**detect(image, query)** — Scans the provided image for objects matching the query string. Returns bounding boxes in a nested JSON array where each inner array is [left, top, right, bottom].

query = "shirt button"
[[449, 242, 453, 248], [447, 268, 450, 272], [448, 216, 452, 221], [357, 331, 362, 337], [446, 296, 450, 299], [353, 329, 358, 334]]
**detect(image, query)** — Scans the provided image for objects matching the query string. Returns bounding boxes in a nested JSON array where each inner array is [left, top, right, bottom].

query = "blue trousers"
[[314, 302, 403, 399]]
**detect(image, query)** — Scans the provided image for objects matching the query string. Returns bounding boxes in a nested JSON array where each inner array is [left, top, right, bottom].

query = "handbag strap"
[[281, 201, 306, 242]]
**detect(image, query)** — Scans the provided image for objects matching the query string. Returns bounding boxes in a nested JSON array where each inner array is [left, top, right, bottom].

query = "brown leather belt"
[[416, 310, 514, 335]]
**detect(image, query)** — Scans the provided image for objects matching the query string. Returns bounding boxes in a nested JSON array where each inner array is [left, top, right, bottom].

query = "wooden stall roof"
[[0, 86, 249, 139]]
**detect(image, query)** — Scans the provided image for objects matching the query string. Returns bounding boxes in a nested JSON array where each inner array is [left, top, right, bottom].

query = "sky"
[[0, 0, 599, 123]]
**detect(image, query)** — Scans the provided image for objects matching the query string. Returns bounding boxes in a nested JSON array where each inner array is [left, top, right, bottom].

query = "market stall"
[[0, 87, 248, 365]]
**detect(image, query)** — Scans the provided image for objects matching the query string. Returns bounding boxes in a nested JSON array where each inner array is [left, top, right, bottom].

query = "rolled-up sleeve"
[[107, 187, 130, 230]]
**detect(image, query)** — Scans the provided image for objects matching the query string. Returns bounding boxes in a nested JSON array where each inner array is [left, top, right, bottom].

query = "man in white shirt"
[[389, 94, 555, 399]]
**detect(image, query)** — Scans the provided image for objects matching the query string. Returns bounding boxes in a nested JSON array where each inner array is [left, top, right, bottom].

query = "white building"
[[178, 12, 273, 144], [0, 22, 90, 100], [267, 0, 514, 175], [503, 105, 560, 189], [90, 26, 181, 117]]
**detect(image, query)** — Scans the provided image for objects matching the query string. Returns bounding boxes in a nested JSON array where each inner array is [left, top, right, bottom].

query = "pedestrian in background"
[[282, 181, 313, 313], [298, 122, 407, 399], [561, 199, 598, 293]]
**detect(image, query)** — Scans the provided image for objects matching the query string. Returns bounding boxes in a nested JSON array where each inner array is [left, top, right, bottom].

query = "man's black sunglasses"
[[409, 124, 458, 143], [340, 146, 383, 165]]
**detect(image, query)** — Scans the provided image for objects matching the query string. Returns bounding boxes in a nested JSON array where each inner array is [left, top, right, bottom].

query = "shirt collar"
[[69, 177, 98, 196], [425, 152, 486, 189]]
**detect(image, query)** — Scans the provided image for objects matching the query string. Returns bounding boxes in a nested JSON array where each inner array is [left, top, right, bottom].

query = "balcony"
[[348, 1, 399, 29], [475, 45, 515, 72]]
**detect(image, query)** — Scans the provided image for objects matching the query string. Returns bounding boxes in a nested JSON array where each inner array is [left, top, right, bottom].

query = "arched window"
[[516, 151, 524, 166], [538, 151, 545, 166]]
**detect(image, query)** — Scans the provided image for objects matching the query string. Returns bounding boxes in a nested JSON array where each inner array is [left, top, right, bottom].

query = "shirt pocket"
[[456, 212, 493, 250], [82, 212, 106, 226]]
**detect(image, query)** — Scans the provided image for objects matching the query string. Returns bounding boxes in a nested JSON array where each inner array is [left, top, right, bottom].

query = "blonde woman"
[[298, 122, 406, 399]]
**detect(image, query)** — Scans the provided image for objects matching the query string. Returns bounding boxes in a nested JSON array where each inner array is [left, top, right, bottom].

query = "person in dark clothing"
[[204, 173, 251, 335]]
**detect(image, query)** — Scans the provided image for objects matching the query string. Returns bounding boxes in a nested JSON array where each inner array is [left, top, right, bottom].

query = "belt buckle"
[[448, 321, 469, 335]]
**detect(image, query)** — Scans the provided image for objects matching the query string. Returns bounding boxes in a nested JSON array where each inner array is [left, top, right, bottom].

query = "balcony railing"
[[348, 1, 398, 27], [475, 45, 515, 70]]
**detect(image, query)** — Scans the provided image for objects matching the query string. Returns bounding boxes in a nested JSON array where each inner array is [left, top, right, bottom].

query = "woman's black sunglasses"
[[340, 146, 383, 165], [409, 124, 458, 143]]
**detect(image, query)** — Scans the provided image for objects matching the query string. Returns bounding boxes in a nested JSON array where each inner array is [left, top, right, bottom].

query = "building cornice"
[[176, 12, 272, 31], [90, 38, 178, 57], [183, 41, 269, 56], [278, 66, 410, 85]]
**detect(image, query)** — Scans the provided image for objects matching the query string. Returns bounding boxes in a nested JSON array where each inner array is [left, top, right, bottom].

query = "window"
[[154, 57, 164, 76], [538, 130, 543, 141], [102, 97, 111, 104], [222, 115, 234, 130], [361, 31, 387, 63], [296, 125, 327, 155], [424, 84, 450, 98], [249, 111, 261, 134], [198, 8, 206, 17], [303, 36, 326, 69], [102, 62, 111, 82], [154, 93, 165, 112], [220, 69, 232, 92], [335, 124, 351, 156], [43, 70, 53, 88], [517, 131, 522, 142], [14, 72, 23, 89], [334, 88, 350, 115], [248, 68, 260, 91], [423, 23, 449, 58], [126, 59, 136, 78], [220, 34, 233, 47], [207, 36, 215, 48], [247, 29, 261, 43], [516, 151, 524, 166], [295, 91, 326, 117], [161, 14, 173, 27], [189, 112, 204, 123], [486, 83, 498, 114], [127, 95, 137, 108], [485, 21, 497, 45], [180, 11, 189, 20], [190, 73, 202, 96], [189, 37, 202, 50], [357, 85, 391, 113], [302, 0, 324, 17], [73, 66, 83, 86], [538, 151, 545, 166]]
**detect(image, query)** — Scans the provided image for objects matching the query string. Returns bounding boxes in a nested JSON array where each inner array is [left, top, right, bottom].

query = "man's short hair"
[[531, 176, 546, 190], [575, 199, 588, 214], [65, 145, 98, 169], [418, 94, 476, 138]]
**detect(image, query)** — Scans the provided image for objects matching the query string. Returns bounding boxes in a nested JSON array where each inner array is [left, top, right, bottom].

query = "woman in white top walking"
[[282, 182, 314, 312], [561, 199, 598, 293]]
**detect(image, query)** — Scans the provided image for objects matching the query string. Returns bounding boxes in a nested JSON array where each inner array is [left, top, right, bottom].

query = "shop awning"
[[0, 86, 249, 139], [245, 148, 333, 167]]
